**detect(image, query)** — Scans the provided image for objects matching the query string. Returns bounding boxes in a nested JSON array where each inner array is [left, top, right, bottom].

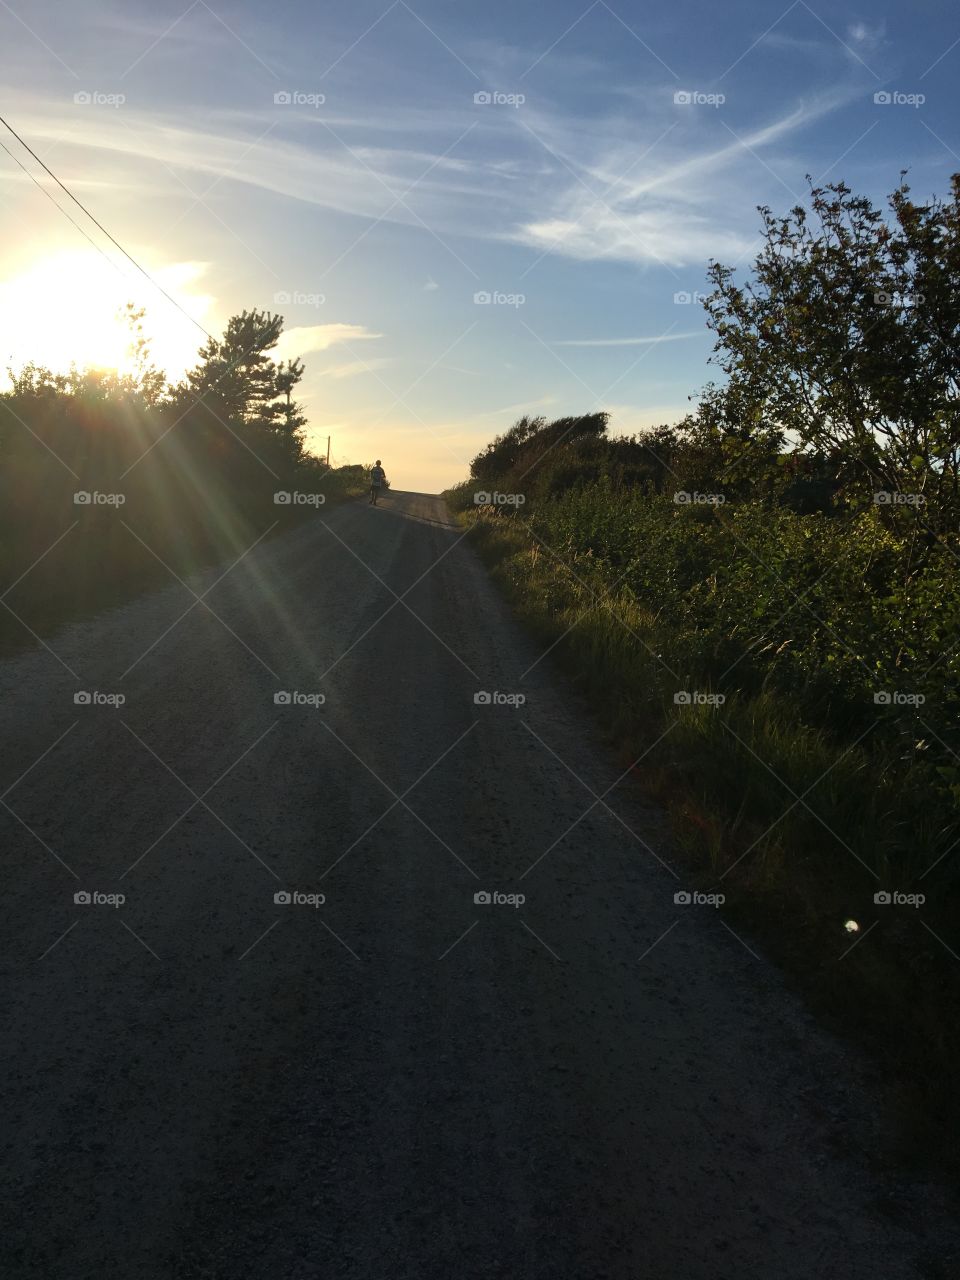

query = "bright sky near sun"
[[1, 0, 957, 490]]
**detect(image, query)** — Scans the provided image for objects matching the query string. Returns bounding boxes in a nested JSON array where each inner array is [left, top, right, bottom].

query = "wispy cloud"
[[554, 331, 705, 347], [508, 86, 862, 265], [275, 323, 381, 360], [847, 21, 886, 54], [464, 394, 559, 421], [7, 78, 860, 271], [321, 356, 393, 379]]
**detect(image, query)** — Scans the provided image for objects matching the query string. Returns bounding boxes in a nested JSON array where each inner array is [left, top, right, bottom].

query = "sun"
[[0, 250, 214, 383]]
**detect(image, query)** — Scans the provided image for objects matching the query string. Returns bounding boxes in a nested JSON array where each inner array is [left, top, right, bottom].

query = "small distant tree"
[[5, 362, 69, 397], [271, 356, 308, 464], [121, 303, 167, 407]]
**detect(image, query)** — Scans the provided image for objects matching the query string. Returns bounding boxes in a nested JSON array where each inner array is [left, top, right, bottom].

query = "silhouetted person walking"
[[370, 460, 385, 505]]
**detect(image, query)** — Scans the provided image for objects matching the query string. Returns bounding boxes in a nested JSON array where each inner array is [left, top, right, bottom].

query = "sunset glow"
[[0, 251, 212, 380]]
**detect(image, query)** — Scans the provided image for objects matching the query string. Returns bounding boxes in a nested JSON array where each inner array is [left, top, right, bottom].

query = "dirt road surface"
[[0, 490, 955, 1278]]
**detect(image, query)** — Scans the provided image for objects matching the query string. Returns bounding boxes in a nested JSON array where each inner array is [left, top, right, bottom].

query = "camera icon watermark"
[[274, 889, 326, 907], [673, 889, 724, 907], [473, 90, 525, 107], [474, 889, 525, 907], [74, 490, 126, 506], [473, 690, 526, 707], [273, 289, 325, 307], [473, 290, 526, 307], [274, 690, 325, 708], [74, 690, 126, 707], [674, 690, 725, 707], [873, 290, 924, 308], [274, 491, 325, 506], [873, 490, 925, 505], [874, 889, 924, 907], [873, 90, 924, 107], [473, 490, 525, 506], [873, 690, 925, 706], [674, 89, 725, 107], [673, 491, 725, 505], [74, 889, 125, 907], [274, 90, 325, 107], [74, 90, 125, 107]]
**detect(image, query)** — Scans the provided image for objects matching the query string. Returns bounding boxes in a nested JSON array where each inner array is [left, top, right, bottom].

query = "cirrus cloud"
[[275, 323, 382, 360]]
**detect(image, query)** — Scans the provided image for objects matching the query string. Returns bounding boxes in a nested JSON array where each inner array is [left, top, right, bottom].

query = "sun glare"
[[0, 251, 213, 383]]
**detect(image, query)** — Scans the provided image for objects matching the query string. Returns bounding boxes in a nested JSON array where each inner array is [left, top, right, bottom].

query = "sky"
[[0, 0, 958, 491]]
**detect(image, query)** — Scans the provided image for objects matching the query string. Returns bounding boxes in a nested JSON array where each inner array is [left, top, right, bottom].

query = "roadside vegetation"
[[0, 308, 365, 653], [447, 174, 960, 1164]]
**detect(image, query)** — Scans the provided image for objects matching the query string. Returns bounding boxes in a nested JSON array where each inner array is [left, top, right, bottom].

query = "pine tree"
[[174, 308, 308, 462]]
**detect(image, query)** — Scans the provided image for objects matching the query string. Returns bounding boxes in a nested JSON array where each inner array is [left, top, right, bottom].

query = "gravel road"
[[0, 489, 955, 1278]]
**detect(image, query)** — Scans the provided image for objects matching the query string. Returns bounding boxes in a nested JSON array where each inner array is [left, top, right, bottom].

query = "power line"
[[0, 112, 214, 341], [0, 138, 128, 279]]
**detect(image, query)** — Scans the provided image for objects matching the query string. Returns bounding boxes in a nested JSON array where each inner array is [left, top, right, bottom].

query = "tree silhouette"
[[174, 308, 307, 463]]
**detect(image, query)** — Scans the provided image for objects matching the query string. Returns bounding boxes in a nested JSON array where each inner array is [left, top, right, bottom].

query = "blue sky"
[[1, 0, 958, 489]]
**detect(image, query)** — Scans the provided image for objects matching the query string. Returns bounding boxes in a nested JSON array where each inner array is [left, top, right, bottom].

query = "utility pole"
[[326, 436, 331, 467]]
